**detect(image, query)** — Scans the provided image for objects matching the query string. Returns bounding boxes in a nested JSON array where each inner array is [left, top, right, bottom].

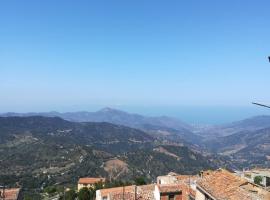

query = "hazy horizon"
[[1, 105, 269, 125], [2, 1, 270, 197], [1, 1, 270, 125]]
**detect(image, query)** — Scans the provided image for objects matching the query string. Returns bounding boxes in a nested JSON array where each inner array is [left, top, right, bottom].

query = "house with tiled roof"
[[157, 172, 198, 200], [154, 184, 183, 200], [96, 185, 155, 200], [240, 168, 270, 187], [195, 169, 270, 200], [96, 169, 270, 200], [77, 177, 105, 191], [0, 188, 22, 200], [157, 172, 199, 184], [96, 183, 192, 200]]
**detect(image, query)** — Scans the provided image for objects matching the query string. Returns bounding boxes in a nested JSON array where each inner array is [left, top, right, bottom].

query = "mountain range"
[[0, 108, 192, 130], [195, 115, 270, 138], [0, 108, 200, 145], [2, 108, 270, 145], [204, 127, 270, 168], [1, 108, 270, 193], [0, 116, 212, 193], [198, 115, 270, 168]]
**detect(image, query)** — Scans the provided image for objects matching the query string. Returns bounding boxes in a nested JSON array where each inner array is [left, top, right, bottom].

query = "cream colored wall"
[[195, 189, 205, 200], [157, 176, 177, 184], [77, 183, 94, 191], [154, 185, 160, 200], [96, 190, 101, 200]]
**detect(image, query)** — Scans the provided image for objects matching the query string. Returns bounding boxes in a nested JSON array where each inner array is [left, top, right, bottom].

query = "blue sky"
[[0, 0, 270, 123]]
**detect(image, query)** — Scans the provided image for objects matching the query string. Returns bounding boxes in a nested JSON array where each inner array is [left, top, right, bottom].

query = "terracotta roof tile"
[[99, 184, 155, 200], [100, 185, 135, 197], [78, 177, 105, 184], [137, 184, 155, 200], [157, 184, 182, 194], [0, 188, 21, 200], [197, 169, 262, 200]]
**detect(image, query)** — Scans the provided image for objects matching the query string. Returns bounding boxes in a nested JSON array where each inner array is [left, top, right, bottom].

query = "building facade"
[[77, 177, 105, 191]]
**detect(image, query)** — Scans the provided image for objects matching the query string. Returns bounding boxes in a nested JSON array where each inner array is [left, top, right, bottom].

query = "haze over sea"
[[88, 105, 270, 125], [1, 104, 269, 125], [121, 105, 270, 125], [1, 1, 270, 125]]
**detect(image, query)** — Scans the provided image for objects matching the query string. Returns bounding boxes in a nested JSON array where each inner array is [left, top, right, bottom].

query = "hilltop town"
[[1, 112, 270, 199], [2, 0, 270, 199], [3, 168, 270, 200]]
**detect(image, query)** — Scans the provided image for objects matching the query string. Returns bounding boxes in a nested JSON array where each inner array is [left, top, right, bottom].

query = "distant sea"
[[2, 104, 270, 125], [114, 105, 270, 125]]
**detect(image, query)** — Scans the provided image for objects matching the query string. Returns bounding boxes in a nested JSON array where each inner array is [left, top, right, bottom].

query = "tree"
[[134, 177, 146, 185], [88, 181, 104, 199], [44, 186, 57, 195], [64, 189, 77, 200], [254, 176, 263, 185], [94, 181, 104, 190], [78, 187, 91, 200]]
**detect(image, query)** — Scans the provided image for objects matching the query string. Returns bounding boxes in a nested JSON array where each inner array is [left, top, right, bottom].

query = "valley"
[[1, 108, 270, 196]]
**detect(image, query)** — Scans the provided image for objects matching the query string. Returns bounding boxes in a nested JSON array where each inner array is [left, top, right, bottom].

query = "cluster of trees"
[[59, 181, 104, 200]]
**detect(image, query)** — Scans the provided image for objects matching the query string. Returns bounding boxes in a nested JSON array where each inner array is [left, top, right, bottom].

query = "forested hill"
[[0, 116, 213, 192]]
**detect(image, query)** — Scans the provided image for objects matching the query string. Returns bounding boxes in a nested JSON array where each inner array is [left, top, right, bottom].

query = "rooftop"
[[78, 177, 105, 184], [0, 188, 21, 200], [246, 168, 270, 177], [99, 185, 135, 197], [98, 184, 155, 200], [157, 184, 182, 194], [197, 169, 265, 200], [137, 184, 155, 200]]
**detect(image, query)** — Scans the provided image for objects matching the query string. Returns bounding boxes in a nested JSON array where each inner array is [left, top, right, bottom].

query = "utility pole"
[[134, 185, 137, 200], [63, 186, 66, 200], [122, 186, 125, 200]]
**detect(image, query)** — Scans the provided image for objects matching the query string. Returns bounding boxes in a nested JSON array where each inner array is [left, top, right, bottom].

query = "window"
[[102, 197, 107, 200], [168, 194, 175, 200], [266, 177, 270, 187]]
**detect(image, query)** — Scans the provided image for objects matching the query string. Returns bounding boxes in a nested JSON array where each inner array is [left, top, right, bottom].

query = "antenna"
[[252, 102, 270, 109], [252, 57, 270, 109]]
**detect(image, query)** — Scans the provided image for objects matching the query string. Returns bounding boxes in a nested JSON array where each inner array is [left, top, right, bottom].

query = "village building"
[[154, 184, 182, 200], [96, 185, 155, 200], [0, 188, 22, 200], [157, 172, 198, 200], [77, 177, 105, 191], [240, 168, 270, 188], [157, 172, 180, 184], [96, 183, 195, 200], [95, 169, 270, 200], [195, 169, 270, 200]]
